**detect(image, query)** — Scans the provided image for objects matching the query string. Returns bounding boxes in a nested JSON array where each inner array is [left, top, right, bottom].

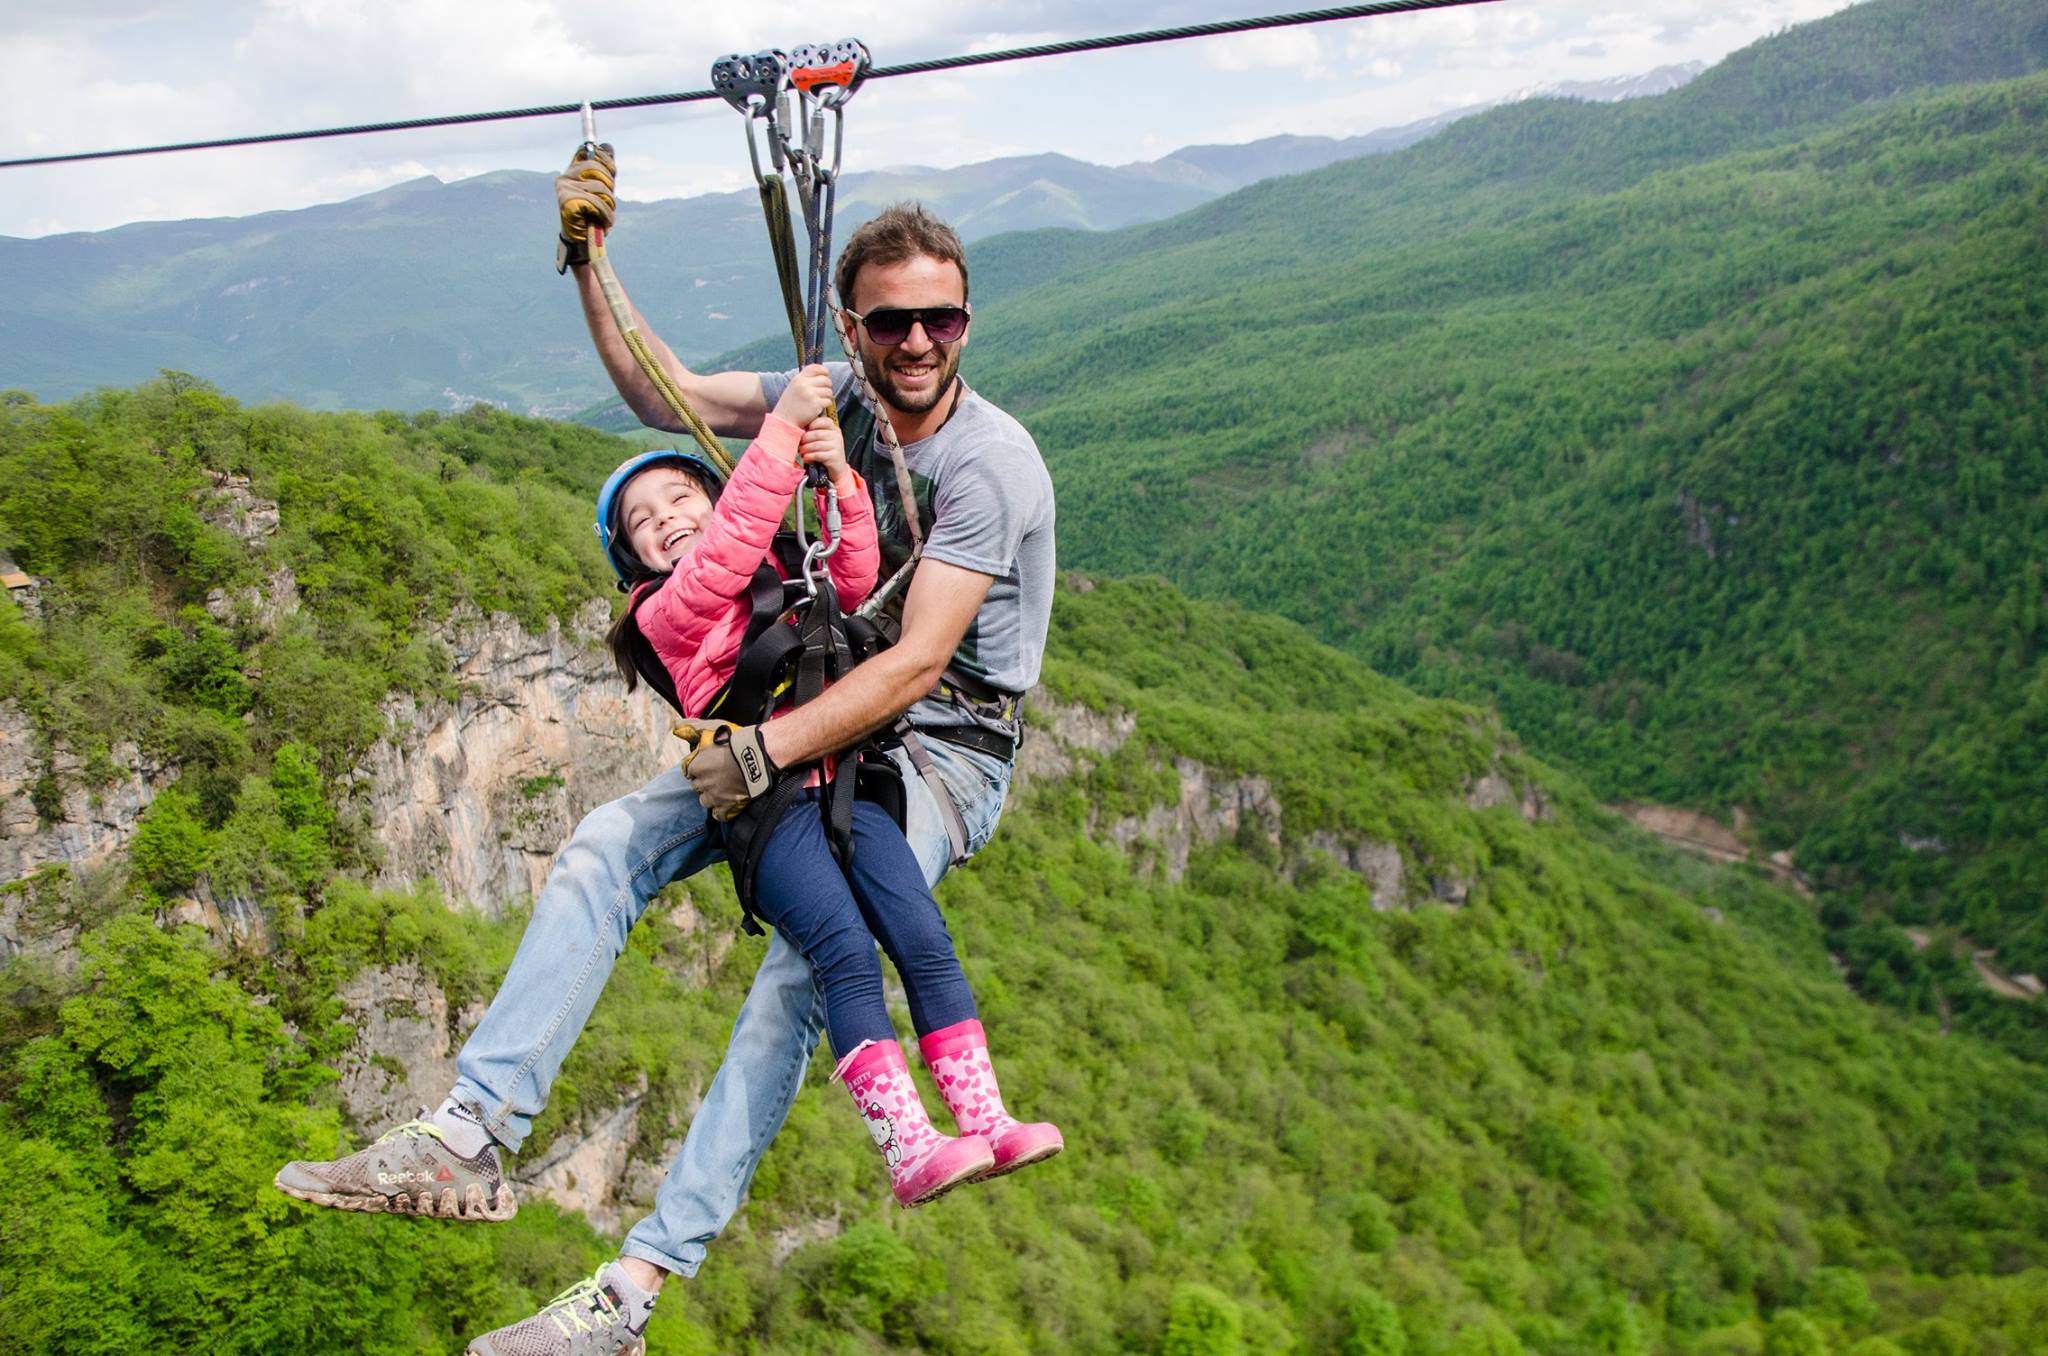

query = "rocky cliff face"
[[2, 472, 294, 946], [351, 602, 674, 915], [1, 472, 677, 936], [0, 703, 175, 890], [1018, 694, 1546, 906]]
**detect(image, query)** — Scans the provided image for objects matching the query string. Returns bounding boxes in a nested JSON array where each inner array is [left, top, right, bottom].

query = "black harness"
[[626, 533, 905, 935]]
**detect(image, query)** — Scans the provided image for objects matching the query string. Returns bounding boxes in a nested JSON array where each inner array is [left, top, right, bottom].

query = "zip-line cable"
[[0, 0, 1499, 170]]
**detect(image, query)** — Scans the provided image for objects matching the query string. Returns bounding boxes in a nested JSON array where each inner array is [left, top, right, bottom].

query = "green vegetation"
[[2, 379, 2046, 1351], [0, 376, 630, 798], [4, 3, 2048, 1348], [920, 1, 2048, 1015]]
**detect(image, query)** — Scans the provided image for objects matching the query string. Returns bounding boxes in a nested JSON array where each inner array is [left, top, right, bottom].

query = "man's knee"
[[535, 770, 718, 915], [728, 937, 823, 1049]]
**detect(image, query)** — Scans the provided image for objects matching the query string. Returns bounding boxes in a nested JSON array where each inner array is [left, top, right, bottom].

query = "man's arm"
[[571, 263, 769, 439], [759, 557, 995, 768]]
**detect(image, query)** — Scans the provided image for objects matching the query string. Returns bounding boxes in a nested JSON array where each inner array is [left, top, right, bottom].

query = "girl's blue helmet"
[[594, 450, 727, 588]]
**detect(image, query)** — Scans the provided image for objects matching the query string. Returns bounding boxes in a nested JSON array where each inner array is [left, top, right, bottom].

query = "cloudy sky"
[[1, 0, 1860, 239]]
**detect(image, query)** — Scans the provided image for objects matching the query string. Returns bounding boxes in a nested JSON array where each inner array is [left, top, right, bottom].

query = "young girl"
[[597, 365, 1061, 1207]]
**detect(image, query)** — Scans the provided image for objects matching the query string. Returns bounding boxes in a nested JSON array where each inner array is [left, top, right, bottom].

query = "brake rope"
[[578, 103, 734, 477]]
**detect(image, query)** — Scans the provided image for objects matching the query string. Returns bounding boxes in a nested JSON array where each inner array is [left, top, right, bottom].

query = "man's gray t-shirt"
[[758, 364, 1055, 734]]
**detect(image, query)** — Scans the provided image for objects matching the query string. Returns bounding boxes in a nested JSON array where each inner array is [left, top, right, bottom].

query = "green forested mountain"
[[4, 380, 2047, 1354], [0, 129, 1487, 418], [893, 0, 2048, 1001]]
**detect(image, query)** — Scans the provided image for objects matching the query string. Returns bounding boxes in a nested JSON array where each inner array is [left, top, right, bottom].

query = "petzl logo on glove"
[[724, 725, 778, 798]]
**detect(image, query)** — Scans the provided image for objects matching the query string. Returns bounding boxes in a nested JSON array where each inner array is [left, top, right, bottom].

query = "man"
[[273, 145, 1055, 1356]]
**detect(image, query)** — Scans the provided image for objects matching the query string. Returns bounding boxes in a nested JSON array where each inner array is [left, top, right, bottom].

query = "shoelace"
[[373, 1119, 445, 1147], [542, 1269, 624, 1339]]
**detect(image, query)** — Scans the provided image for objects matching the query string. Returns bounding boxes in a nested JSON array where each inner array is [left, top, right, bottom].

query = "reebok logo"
[[377, 1170, 436, 1186], [435, 1165, 455, 1183]]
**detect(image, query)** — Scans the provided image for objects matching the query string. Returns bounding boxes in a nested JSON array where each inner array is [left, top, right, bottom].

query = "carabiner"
[[800, 481, 843, 597]]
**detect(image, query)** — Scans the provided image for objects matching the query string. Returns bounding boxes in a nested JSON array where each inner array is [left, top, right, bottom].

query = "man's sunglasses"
[[844, 305, 970, 346]]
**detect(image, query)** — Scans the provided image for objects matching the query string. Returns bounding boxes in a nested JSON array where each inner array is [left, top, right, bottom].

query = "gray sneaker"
[[467, 1265, 655, 1356], [273, 1116, 517, 1221]]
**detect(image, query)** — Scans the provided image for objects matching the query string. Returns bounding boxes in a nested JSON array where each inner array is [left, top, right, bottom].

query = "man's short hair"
[[835, 203, 969, 308]]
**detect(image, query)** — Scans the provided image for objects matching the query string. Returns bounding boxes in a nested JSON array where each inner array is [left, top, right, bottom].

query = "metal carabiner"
[[713, 50, 792, 184], [800, 481, 843, 597]]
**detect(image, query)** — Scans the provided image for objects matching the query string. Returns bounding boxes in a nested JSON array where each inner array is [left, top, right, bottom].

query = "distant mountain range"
[[0, 64, 1701, 417]]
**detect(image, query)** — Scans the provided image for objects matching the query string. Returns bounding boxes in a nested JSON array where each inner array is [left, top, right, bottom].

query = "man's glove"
[[674, 720, 778, 821], [555, 142, 616, 274]]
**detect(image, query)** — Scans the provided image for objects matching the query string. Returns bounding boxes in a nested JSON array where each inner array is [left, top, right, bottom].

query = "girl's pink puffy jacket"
[[633, 415, 879, 719]]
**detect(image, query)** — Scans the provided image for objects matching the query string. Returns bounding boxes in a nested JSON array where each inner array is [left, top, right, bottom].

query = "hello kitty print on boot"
[[919, 1019, 1064, 1180], [834, 1038, 994, 1207]]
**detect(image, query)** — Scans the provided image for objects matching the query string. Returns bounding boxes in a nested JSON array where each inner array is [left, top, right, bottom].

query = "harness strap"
[[895, 722, 971, 869], [625, 583, 686, 715], [935, 668, 1025, 729], [920, 721, 1016, 765], [700, 539, 817, 723], [722, 774, 813, 936], [705, 625, 800, 723]]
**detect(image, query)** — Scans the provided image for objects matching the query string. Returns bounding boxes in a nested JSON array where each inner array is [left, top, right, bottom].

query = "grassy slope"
[[920, 23, 2048, 985], [0, 385, 2044, 1353]]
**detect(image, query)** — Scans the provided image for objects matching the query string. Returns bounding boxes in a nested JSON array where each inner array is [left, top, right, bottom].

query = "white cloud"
[[1201, 28, 1327, 75]]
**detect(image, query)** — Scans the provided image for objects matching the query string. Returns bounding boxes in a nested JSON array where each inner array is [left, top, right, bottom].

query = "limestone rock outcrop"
[[0, 702, 176, 887], [352, 602, 674, 915], [334, 961, 478, 1132]]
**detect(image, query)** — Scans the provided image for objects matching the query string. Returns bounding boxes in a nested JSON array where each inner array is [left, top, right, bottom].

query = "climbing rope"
[[577, 102, 734, 477]]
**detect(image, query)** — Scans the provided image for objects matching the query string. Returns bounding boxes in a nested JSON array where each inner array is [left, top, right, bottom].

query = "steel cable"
[[1, 0, 1499, 169]]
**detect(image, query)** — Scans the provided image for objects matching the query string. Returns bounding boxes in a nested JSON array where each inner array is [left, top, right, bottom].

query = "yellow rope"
[[761, 180, 808, 359], [590, 241, 733, 476]]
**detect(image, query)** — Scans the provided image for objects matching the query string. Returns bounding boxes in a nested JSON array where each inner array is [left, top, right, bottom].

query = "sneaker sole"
[[275, 1176, 518, 1221], [469, 1336, 643, 1356], [469, 1335, 643, 1356]]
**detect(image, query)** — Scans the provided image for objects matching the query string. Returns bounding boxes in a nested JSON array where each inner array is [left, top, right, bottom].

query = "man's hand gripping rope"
[[554, 141, 615, 274]]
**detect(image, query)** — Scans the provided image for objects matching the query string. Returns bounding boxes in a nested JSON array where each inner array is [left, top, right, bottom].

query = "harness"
[[626, 532, 906, 935]]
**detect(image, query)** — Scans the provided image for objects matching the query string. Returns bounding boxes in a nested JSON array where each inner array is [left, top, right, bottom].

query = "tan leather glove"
[[554, 142, 616, 272], [675, 720, 777, 821]]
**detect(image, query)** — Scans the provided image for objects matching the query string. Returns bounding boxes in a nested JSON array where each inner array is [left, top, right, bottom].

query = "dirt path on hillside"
[[1607, 802, 1810, 894]]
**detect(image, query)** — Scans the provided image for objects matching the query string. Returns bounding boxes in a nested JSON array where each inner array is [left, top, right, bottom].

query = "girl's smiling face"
[[619, 464, 715, 572]]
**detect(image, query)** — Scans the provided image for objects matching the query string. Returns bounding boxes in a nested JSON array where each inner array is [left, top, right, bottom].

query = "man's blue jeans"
[[448, 737, 1012, 1278]]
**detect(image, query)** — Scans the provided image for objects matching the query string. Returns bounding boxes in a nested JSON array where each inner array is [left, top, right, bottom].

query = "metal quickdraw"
[[713, 40, 877, 596], [712, 42, 866, 383]]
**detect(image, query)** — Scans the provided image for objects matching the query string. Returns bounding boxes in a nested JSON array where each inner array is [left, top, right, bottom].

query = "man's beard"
[[866, 343, 961, 415]]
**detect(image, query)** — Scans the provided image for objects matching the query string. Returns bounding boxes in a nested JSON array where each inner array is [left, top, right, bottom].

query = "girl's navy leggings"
[[747, 792, 977, 1059]]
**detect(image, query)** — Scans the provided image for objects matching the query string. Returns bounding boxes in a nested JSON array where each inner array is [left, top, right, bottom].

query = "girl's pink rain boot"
[[835, 1039, 994, 1207], [919, 1019, 1064, 1180]]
